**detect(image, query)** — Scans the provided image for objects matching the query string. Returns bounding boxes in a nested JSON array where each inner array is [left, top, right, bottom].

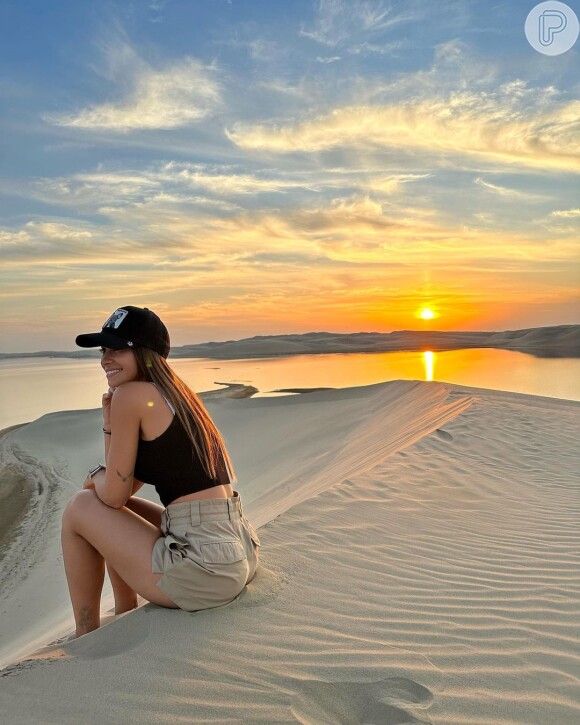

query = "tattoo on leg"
[[77, 605, 97, 633]]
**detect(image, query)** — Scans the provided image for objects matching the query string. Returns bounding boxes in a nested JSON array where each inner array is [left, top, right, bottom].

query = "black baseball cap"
[[75, 306, 170, 358]]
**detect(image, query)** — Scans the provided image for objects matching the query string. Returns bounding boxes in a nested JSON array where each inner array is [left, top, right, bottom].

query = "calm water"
[[1, 347, 579, 431]]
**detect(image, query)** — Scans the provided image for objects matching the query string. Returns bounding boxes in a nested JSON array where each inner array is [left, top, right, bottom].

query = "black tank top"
[[133, 385, 230, 507]]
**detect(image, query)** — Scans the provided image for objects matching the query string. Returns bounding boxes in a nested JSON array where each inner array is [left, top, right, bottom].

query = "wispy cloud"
[[20, 163, 434, 219], [347, 40, 407, 56], [28, 222, 93, 240], [245, 38, 284, 62], [148, 0, 169, 23], [43, 40, 222, 132], [226, 91, 580, 172], [2, 189, 578, 341], [316, 56, 341, 64], [299, 0, 421, 47], [4, 192, 577, 270], [2, 1, 579, 342], [22, 163, 319, 215], [550, 208, 580, 218], [228, 37, 574, 170], [474, 178, 552, 201], [214, 25, 289, 63], [365, 173, 431, 195], [160, 162, 312, 195], [539, 206, 580, 233]]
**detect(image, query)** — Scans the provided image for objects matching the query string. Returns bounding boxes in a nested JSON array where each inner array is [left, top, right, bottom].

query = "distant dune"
[[1, 324, 578, 360]]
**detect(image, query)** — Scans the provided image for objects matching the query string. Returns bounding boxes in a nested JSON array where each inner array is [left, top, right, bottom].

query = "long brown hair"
[[132, 346, 237, 485]]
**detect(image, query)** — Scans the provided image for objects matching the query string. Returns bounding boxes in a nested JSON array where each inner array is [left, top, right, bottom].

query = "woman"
[[62, 305, 260, 637]]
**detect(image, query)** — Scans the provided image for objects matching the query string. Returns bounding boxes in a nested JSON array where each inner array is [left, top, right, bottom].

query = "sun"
[[418, 308, 436, 320]]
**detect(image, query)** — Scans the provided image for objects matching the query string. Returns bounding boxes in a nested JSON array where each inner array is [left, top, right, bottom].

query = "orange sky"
[[0, 1, 578, 352]]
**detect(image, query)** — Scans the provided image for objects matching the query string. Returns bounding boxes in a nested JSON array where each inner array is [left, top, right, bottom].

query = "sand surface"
[[0, 380, 579, 724]]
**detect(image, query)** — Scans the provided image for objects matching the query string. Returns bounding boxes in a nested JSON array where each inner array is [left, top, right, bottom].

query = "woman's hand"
[[82, 476, 95, 490], [102, 385, 116, 427]]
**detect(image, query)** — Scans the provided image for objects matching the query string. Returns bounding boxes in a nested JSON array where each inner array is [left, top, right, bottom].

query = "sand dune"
[[178, 325, 579, 359], [0, 381, 579, 724], [1, 324, 578, 361]]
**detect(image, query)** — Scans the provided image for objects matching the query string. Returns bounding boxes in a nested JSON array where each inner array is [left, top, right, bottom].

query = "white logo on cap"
[[104, 308, 129, 329]]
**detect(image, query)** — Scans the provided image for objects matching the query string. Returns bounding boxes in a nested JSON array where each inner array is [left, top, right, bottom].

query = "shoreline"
[[1, 324, 578, 360]]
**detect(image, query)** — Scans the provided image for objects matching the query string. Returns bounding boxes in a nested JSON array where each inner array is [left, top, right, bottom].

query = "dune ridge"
[[0, 380, 471, 668], [0, 381, 579, 724]]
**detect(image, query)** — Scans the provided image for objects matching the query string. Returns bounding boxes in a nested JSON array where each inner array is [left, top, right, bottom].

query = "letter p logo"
[[539, 10, 567, 45], [525, 2, 579, 55]]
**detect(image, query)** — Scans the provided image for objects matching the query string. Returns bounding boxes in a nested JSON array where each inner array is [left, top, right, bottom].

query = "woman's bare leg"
[[106, 496, 165, 614], [61, 523, 105, 636], [61, 490, 177, 637]]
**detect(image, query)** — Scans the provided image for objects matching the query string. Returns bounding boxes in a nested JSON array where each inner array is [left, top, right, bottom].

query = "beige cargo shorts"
[[151, 491, 261, 612]]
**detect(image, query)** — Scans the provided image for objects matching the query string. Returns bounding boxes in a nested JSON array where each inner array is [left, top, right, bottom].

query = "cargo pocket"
[[165, 533, 189, 552], [154, 532, 190, 572], [245, 519, 261, 548], [200, 540, 247, 565]]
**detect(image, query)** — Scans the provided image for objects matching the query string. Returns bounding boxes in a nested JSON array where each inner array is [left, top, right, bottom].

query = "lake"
[[1, 347, 579, 431]]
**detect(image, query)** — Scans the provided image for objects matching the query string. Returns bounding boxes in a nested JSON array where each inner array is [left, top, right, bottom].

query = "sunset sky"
[[1, 0, 579, 353]]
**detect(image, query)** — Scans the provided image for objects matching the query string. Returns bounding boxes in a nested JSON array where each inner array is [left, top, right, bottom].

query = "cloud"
[[98, 193, 241, 218], [550, 208, 580, 218], [160, 162, 311, 195], [539, 207, 580, 233], [365, 173, 431, 195], [148, 0, 169, 23], [283, 195, 400, 234], [226, 92, 580, 172], [28, 222, 93, 240], [0, 221, 99, 266], [214, 25, 289, 63], [347, 41, 406, 56], [246, 38, 283, 62], [255, 75, 335, 107], [472, 212, 495, 225], [226, 38, 576, 174], [0, 229, 29, 241], [257, 79, 309, 98], [299, 0, 420, 47], [236, 251, 347, 267], [474, 178, 552, 202], [2, 191, 578, 327], [24, 163, 319, 217], [43, 40, 222, 132]]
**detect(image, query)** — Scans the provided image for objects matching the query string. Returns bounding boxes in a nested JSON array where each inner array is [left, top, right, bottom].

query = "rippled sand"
[[1, 381, 578, 724]]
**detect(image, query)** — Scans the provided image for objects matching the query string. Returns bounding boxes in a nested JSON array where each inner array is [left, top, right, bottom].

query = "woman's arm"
[[84, 473, 144, 496], [105, 425, 111, 464], [103, 389, 143, 496], [94, 384, 142, 508]]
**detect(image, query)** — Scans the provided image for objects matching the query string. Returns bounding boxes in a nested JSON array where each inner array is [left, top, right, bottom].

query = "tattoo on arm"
[[115, 468, 134, 483]]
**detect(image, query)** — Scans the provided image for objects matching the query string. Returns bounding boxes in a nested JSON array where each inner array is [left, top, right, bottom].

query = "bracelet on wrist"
[[88, 464, 106, 479]]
